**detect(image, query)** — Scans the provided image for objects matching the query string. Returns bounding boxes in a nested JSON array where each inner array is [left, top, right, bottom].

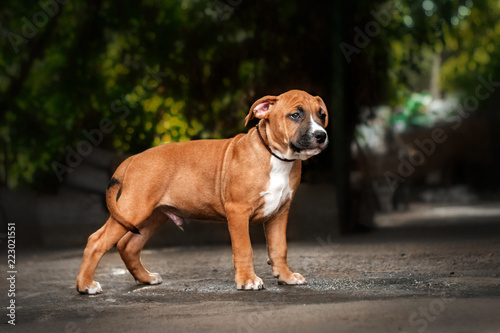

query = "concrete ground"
[[2, 203, 500, 332]]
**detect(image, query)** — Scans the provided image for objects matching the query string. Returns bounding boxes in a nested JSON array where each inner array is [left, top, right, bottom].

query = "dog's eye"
[[288, 106, 304, 122], [319, 112, 327, 123], [288, 112, 302, 121]]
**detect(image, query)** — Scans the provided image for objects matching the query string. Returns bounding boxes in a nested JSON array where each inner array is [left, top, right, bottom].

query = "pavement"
[[2, 203, 500, 332]]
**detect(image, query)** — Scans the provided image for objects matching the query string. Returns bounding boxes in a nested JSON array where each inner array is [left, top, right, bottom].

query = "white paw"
[[148, 273, 163, 285], [82, 281, 102, 294], [136, 273, 163, 285], [237, 276, 265, 291], [278, 272, 307, 285]]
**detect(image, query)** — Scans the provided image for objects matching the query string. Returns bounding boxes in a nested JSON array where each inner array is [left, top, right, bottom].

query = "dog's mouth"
[[289, 139, 328, 156], [285, 131, 328, 160]]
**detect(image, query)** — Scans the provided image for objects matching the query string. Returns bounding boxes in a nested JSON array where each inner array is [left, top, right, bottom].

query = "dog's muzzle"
[[290, 130, 328, 154]]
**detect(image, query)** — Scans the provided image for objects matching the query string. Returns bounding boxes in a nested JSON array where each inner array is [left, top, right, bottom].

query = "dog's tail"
[[106, 157, 141, 235]]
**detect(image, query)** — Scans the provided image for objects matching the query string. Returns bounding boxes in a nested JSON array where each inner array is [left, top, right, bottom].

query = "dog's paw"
[[136, 273, 163, 285], [277, 272, 307, 285], [77, 281, 103, 295], [236, 275, 265, 291]]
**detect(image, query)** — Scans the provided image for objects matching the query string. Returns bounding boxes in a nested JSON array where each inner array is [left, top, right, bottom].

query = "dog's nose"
[[313, 131, 327, 144]]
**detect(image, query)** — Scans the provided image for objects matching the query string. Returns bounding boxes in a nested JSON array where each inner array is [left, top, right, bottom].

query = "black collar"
[[256, 124, 295, 163]]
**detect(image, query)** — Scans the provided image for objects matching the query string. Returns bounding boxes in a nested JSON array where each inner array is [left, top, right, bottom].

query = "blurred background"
[[1, 0, 499, 248]]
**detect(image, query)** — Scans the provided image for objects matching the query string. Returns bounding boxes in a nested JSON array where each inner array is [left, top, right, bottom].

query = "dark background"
[[1, 0, 499, 248]]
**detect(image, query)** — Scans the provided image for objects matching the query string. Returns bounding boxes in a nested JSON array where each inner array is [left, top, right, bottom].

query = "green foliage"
[[386, 0, 500, 105], [0, 0, 334, 190], [2, 0, 499, 190], [0, 0, 258, 189], [390, 92, 434, 130]]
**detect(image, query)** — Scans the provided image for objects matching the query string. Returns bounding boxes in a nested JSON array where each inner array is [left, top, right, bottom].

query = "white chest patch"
[[260, 156, 294, 217]]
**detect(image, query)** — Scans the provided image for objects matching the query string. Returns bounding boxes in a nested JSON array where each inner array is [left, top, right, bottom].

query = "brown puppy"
[[76, 89, 329, 294]]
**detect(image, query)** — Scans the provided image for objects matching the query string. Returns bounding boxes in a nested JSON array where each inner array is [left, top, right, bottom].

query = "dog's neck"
[[255, 122, 295, 163]]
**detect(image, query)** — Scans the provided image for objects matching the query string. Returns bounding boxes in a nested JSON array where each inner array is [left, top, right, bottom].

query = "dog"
[[76, 89, 329, 294]]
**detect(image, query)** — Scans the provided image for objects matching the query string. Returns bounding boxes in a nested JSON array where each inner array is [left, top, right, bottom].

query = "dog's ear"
[[315, 96, 329, 128], [245, 95, 278, 127]]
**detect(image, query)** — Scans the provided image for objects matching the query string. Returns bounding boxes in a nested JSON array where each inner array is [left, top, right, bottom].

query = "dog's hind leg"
[[117, 210, 166, 285], [76, 217, 129, 294]]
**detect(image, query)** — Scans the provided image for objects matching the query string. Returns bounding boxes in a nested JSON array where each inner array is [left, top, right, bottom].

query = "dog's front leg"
[[226, 204, 264, 290], [264, 211, 307, 285]]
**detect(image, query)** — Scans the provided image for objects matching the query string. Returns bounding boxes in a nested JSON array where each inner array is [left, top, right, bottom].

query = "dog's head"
[[245, 90, 329, 160]]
